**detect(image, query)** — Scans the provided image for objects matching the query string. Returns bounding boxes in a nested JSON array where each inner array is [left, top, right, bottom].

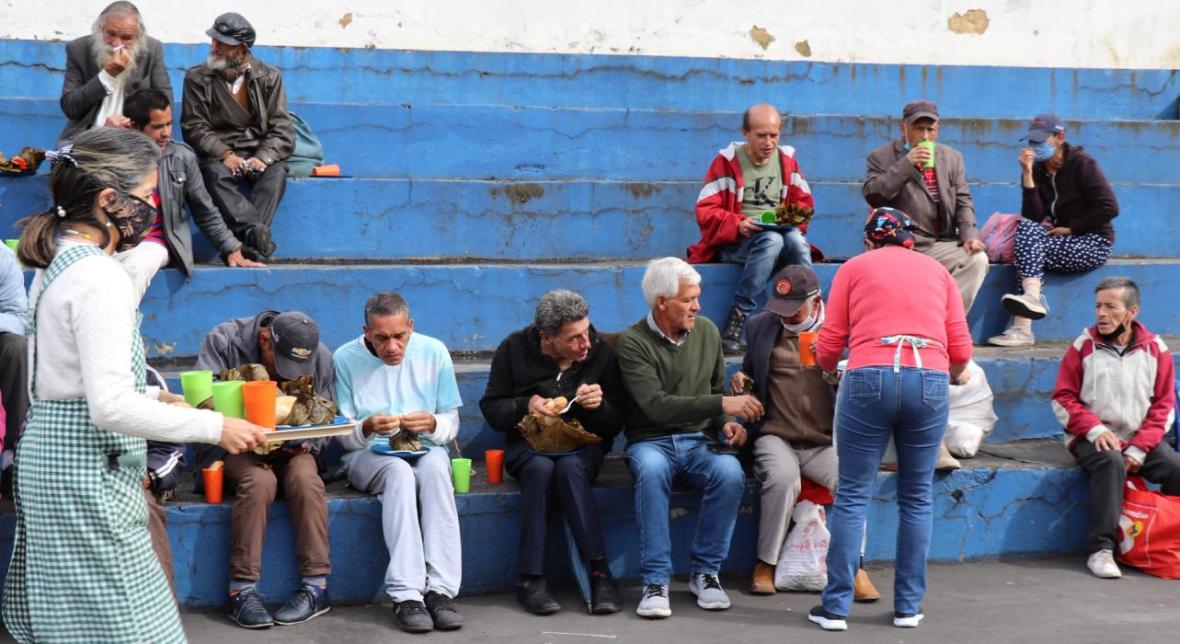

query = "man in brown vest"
[[181, 12, 294, 261]]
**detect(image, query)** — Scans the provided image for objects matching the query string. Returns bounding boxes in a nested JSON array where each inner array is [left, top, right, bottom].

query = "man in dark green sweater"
[[617, 257, 764, 620]]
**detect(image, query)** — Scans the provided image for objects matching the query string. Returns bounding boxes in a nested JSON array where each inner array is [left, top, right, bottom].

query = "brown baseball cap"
[[903, 99, 939, 124], [764, 265, 820, 317]]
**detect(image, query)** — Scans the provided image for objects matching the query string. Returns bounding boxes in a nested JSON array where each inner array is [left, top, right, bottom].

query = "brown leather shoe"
[[853, 569, 881, 603], [749, 561, 776, 595]]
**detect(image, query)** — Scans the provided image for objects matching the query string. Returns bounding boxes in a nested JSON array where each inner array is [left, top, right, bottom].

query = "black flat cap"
[[207, 12, 255, 48]]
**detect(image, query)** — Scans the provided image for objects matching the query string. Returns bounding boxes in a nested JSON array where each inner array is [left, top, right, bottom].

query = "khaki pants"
[[752, 435, 838, 565], [144, 487, 176, 597], [224, 452, 332, 581], [915, 238, 988, 313]]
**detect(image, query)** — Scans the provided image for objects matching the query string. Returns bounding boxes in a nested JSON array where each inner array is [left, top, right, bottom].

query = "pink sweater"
[[817, 246, 973, 373]]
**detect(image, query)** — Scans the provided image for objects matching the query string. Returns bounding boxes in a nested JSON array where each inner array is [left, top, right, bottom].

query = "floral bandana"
[[864, 207, 916, 249]]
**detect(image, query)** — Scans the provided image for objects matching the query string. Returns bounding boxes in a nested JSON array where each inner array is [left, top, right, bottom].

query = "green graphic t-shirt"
[[737, 145, 783, 220]]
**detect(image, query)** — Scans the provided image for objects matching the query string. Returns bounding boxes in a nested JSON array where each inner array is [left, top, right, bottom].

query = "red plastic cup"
[[485, 449, 505, 484], [242, 380, 278, 429], [202, 466, 224, 504], [798, 331, 818, 367]]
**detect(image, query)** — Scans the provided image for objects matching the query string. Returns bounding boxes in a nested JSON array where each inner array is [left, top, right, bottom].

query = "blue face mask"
[[1032, 140, 1056, 162]]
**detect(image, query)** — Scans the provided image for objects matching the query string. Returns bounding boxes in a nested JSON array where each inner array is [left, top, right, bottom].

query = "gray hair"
[[535, 289, 589, 337], [1095, 276, 1140, 309], [641, 257, 701, 308], [364, 292, 410, 325], [92, 2, 146, 36]]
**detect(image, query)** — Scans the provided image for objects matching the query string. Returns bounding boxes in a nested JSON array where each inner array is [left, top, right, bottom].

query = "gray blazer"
[[58, 34, 172, 144], [862, 139, 978, 243], [159, 141, 242, 274]]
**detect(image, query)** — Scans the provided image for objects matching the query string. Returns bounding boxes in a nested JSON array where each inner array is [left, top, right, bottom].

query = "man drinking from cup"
[[864, 100, 987, 312], [728, 265, 880, 601], [333, 292, 465, 634], [480, 289, 624, 616], [195, 310, 335, 628]]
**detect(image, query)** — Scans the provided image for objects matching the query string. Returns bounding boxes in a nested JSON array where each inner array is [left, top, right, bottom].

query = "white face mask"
[[782, 298, 825, 334]]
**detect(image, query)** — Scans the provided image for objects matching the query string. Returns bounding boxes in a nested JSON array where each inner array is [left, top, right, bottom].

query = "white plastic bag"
[[944, 360, 997, 458], [775, 500, 829, 591]]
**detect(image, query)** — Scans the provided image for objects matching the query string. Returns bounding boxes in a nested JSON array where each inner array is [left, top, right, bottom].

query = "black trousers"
[[1072, 439, 1180, 553], [0, 332, 27, 449], [199, 158, 288, 237], [507, 441, 607, 576]]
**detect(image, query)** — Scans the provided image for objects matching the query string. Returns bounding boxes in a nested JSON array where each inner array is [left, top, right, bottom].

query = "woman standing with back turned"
[[2, 127, 268, 643], [807, 208, 972, 632]]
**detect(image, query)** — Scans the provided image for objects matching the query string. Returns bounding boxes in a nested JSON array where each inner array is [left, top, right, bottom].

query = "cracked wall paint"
[[748, 25, 775, 51], [2, 1, 1178, 68]]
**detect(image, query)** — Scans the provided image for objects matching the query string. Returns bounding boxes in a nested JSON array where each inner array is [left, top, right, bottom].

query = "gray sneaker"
[[636, 584, 671, 619], [688, 573, 731, 610], [1001, 293, 1049, 320], [987, 326, 1035, 347]]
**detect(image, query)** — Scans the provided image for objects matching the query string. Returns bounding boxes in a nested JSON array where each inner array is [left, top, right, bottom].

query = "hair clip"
[[45, 144, 78, 168], [55, 206, 67, 218]]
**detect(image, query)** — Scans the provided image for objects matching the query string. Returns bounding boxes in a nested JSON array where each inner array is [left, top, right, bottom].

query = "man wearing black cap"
[[988, 113, 1118, 347], [728, 265, 879, 602], [181, 12, 294, 261], [863, 99, 987, 312], [196, 310, 335, 629]]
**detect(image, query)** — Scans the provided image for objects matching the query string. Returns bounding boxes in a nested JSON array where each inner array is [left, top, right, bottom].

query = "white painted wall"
[[5, 0, 1178, 69]]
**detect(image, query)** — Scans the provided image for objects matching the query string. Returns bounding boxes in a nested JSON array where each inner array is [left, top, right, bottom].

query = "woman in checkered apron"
[[2, 129, 269, 643]]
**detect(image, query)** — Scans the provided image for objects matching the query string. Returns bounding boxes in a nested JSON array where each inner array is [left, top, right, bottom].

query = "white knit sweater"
[[27, 240, 222, 444]]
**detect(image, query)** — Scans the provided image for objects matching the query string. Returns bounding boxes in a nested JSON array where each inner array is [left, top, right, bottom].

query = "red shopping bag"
[[1117, 476, 1180, 578]]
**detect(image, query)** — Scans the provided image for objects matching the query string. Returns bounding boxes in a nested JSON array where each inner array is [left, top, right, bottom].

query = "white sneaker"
[[1001, 293, 1049, 320], [893, 612, 924, 628], [688, 573, 731, 610], [636, 584, 671, 619], [808, 606, 848, 631], [987, 326, 1035, 347], [1087, 549, 1122, 579]]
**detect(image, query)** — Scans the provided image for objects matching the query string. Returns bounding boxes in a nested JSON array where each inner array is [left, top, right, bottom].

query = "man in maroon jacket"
[[1051, 277, 1179, 579], [688, 104, 816, 354]]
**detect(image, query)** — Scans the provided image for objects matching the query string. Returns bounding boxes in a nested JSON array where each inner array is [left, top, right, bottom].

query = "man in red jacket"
[[1051, 276, 1180, 579], [688, 104, 816, 354]]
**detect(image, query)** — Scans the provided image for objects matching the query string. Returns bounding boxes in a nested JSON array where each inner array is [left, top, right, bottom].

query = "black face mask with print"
[[103, 194, 158, 252]]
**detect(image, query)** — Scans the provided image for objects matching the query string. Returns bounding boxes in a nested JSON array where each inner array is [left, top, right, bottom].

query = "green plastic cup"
[[4, 239, 17, 254], [211, 380, 245, 418], [179, 370, 214, 407], [451, 458, 473, 494], [917, 140, 936, 169]]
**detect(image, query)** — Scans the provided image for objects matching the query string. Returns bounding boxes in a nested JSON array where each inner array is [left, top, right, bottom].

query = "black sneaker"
[[228, 588, 274, 629], [808, 605, 848, 631], [273, 583, 331, 625], [516, 576, 561, 615], [590, 574, 621, 614], [393, 599, 434, 633], [721, 307, 747, 355], [424, 591, 463, 631]]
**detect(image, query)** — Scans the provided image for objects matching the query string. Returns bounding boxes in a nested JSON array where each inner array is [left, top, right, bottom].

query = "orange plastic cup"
[[798, 331, 818, 367], [202, 466, 224, 503], [242, 380, 278, 429], [485, 449, 505, 484]]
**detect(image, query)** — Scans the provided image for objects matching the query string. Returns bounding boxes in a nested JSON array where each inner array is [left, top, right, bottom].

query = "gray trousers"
[[753, 435, 838, 565], [346, 447, 462, 602], [915, 238, 989, 312]]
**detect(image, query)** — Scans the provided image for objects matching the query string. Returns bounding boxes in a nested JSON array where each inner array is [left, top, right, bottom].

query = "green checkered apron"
[[2, 244, 185, 643]]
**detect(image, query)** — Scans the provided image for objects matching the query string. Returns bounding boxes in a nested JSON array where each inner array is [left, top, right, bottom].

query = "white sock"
[[1021, 277, 1042, 299]]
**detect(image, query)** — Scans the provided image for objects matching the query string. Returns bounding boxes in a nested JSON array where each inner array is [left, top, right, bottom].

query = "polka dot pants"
[[1013, 218, 1112, 282]]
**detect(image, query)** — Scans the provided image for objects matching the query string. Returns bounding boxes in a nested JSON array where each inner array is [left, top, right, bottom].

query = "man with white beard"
[[58, 2, 170, 144], [181, 13, 294, 261]]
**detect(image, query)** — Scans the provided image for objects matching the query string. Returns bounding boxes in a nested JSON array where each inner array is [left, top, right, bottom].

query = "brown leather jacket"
[[180, 56, 294, 164]]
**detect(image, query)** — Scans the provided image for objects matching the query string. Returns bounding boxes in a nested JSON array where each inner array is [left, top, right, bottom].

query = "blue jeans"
[[717, 228, 811, 314], [822, 367, 949, 617], [625, 432, 746, 585]]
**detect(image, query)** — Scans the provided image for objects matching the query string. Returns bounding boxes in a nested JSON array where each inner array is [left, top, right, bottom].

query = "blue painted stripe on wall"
[[1, 39, 1177, 119]]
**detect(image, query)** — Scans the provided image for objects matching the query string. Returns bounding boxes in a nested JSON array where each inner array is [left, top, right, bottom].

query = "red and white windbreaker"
[[1052, 321, 1176, 463], [687, 141, 815, 264]]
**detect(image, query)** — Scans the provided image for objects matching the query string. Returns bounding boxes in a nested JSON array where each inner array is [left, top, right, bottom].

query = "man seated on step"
[[1052, 277, 1180, 579], [181, 12, 294, 260], [688, 103, 816, 355], [616, 257, 763, 619], [480, 289, 624, 616], [195, 311, 335, 628], [863, 99, 987, 312], [989, 113, 1118, 347], [728, 265, 880, 602], [108, 89, 265, 298], [58, 1, 170, 144], [334, 292, 464, 634]]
